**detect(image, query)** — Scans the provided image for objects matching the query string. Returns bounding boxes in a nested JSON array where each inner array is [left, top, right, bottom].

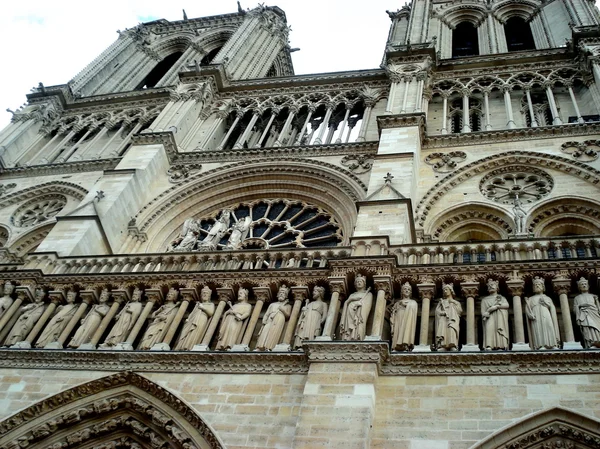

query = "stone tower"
[[0, 2, 600, 448]]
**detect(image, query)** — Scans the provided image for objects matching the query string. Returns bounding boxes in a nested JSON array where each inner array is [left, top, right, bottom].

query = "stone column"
[[567, 83, 585, 124], [51, 290, 96, 348], [254, 111, 277, 148], [503, 87, 517, 129], [274, 109, 296, 147], [525, 89, 539, 127], [194, 287, 232, 351], [400, 78, 411, 114], [506, 278, 529, 350], [313, 105, 334, 145], [356, 101, 374, 142], [120, 288, 161, 350], [552, 277, 583, 349], [318, 277, 347, 340], [462, 90, 471, 133], [441, 93, 449, 134], [55, 128, 93, 163], [335, 107, 352, 143], [237, 286, 271, 350], [38, 129, 77, 164], [0, 287, 29, 337], [16, 292, 62, 348], [414, 75, 425, 112], [545, 84, 563, 125], [233, 112, 260, 149], [386, 81, 400, 113], [461, 281, 480, 351], [294, 109, 314, 145], [414, 280, 435, 352], [216, 112, 242, 150], [154, 288, 194, 351], [275, 285, 309, 352], [483, 89, 493, 130], [366, 276, 392, 340]]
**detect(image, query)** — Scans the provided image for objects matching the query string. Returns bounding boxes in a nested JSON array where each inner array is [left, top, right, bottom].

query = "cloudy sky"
[[0, 0, 396, 128]]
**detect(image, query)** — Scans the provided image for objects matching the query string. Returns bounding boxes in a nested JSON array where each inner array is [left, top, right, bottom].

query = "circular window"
[[12, 195, 67, 228], [167, 199, 343, 252], [479, 166, 553, 205]]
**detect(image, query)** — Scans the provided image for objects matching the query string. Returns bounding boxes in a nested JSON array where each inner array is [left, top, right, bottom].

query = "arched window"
[[452, 22, 479, 58], [200, 47, 222, 65], [504, 17, 535, 52], [135, 51, 183, 90]]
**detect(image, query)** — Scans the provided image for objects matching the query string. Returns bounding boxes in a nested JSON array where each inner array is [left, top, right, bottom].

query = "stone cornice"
[[424, 123, 600, 149], [0, 158, 120, 178], [438, 47, 572, 69]]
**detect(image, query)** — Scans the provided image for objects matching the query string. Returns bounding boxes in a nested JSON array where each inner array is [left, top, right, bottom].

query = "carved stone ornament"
[[479, 166, 553, 205], [11, 194, 67, 227], [340, 154, 374, 174], [0, 183, 16, 197], [424, 151, 467, 173], [560, 140, 600, 161], [167, 164, 202, 183]]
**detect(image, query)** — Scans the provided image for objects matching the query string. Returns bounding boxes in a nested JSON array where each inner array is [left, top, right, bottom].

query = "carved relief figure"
[[138, 288, 180, 350], [0, 281, 15, 319], [481, 279, 510, 350], [36, 290, 78, 348], [4, 289, 46, 346], [256, 284, 292, 351], [339, 274, 373, 341], [294, 286, 328, 349], [69, 288, 111, 348], [525, 277, 560, 349], [215, 288, 252, 350], [225, 216, 251, 250], [390, 282, 418, 351], [168, 218, 200, 252], [198, 209, 231, 250], [174, 286, 215, 350], [573, 277, 600, 348], [434, 283, 462, 351], [512, 196, 527, 235], [102, 288, 143, 347]]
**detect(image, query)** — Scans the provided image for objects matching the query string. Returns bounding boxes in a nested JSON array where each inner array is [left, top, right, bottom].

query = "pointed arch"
[[0, 371, 225, 449], [472, 406, 600, 449], [415, 151, 600, 228]]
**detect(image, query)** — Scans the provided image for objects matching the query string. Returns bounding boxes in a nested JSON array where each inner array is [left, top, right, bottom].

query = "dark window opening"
[[452, 115, 462, 133], [452, 22, 479, 58], [504, 17, 535, 52], [135, 51, 183, 90], [200, 47, 222, 66]]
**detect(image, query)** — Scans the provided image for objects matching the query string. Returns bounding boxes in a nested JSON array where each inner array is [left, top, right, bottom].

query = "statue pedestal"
[[102, 343, 133, 351], [412, 344, 431, 352], [44, 341, 63, 349], [512, 343, 531, 351], [364, 335, 383, 341], [78, 343, 96, 350], [460, 344, 480, 352], [150, 343, 170, 351], [230, 344, 250, 352], [191, 344, 210, 351], [273, 343, 291, 352], [563, 341, 584, 350], [314, 335, 332, 341], [11, 341, 31, 349]]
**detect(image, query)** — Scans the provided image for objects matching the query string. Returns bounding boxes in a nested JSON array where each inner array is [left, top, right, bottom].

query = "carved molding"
[[0, 159, 120, 178], [304, 341, 390, 368]]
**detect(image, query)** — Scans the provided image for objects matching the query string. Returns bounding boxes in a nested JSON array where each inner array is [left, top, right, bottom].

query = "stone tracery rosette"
[[479, 166, 553, 205], [340, 154, 373, 174], [424, 151, 467, 173], [560, 140, 600, 162], [11, 194, 68, 227]]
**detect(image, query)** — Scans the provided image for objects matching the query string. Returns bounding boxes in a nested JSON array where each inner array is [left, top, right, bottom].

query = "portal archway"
[[0, 371, 225, 449]]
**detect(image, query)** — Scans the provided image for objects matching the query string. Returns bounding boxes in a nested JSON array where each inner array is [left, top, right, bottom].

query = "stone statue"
[[168, 218, 200, 252], [481, 279, 510, 350], [0, 281, 15, 320], [138, 288, 180, 350], [4, 289, 46, 346], [225, 216, 251, 250], [513, 196, 527, 235], [390, 282, 418, 351], [174, 286, 215, 350], [198, 209, 231, 251], [339, 274, 373, 341], [36, 290, 78, 348], [525, 277, 560, 350], [215, 288, 252, 350], [434, 283, 462, 351], [256, 284, 292, 351], [573, 277, 600, 348], [293, 286, 328, 349], [69, 288, 111, 348], [101, 288, 143, 347]]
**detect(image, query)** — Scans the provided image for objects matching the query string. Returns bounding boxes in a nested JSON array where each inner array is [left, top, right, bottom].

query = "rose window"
[[12, 195, 67, 228], [479, 166, 553, 205], [167, 199, 343, 252]]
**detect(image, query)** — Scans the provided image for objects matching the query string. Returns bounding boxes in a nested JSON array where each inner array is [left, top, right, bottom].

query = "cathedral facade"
[[0, 1, 600, 448]]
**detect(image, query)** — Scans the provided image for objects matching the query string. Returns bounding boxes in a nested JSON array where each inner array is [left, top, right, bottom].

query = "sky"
[[0, 0, 396, 128]]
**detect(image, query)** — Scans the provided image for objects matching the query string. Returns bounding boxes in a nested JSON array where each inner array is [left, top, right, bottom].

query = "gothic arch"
[[415, 151, 600, 228], [7, 223, 54, 256], [0, 371, 225, 449], [472, 406, 600, 449], [438, 4, 488, 28], [526, 196, 600, 237], [492, 0, 541, 23], [0, 181, 88, 209], [426, 203, 513, 242], [134, 159, 366, 252]]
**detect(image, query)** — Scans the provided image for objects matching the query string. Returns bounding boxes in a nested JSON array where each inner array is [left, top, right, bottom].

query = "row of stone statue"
[[0, 275, 598, 351]]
